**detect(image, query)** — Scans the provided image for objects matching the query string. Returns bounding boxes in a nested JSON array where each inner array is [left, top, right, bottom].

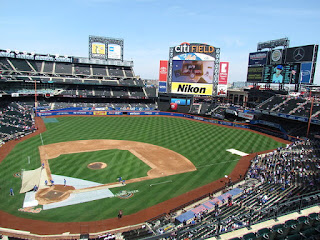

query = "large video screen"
[[247, 66, 264, 82], [263, 64, 300, 84], [172, 60, 214, 84]]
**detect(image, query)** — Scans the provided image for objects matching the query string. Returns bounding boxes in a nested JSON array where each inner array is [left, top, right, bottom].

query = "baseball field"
[[0, 116, 286, 224]]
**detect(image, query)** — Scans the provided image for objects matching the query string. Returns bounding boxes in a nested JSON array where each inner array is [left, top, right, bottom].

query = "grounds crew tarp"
[[20, 167, 49, 193]]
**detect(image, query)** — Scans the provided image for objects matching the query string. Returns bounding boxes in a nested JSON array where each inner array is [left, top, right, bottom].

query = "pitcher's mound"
[[36, 185, 75, 205], [87, 162, 107, 170]]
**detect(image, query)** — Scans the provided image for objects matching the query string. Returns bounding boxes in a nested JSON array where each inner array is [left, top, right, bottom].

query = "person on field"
[[118, 210, 123, 219]]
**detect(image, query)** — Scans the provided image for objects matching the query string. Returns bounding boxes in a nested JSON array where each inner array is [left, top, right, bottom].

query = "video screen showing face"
[[271, 65, 284, 83], [172, 60, 214, 84]]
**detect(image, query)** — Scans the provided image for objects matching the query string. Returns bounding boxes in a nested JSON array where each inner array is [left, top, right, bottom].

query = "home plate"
[[227, 149, 248, 156]]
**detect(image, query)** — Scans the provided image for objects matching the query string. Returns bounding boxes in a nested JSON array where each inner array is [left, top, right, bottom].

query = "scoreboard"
[[246, 44, 318, 84]]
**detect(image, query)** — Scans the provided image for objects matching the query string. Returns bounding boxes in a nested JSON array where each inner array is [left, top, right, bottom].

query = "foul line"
[[196, 159, 240, 168], [40, 133, 44, 145], [150, 180, 172, 187]]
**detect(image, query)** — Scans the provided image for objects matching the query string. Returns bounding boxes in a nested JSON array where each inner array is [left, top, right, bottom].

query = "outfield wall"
[[36, 110, 250, 127], [36, 110, 300, 141]]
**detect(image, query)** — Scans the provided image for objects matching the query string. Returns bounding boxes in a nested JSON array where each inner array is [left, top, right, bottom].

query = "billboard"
[[159, 60, 168, 82], [171, 60, 214, 95], [247, 66, 264, 82], [107, 44, 121, 60], [217, 85, 228, 97], [159, 82, 167, 93], [171, 98, 191, 105], [92, 43, 106, 55], [300, 62, 313, 84], [218, 62, 229, 85], [90, 38, 106, 59], [171, 82, 213, 95], [248, 51, 268, 66], [168, 42, 220, 96], [270, 49, 283, 65], [285, 45, 316, 63], [217, 62, 229, 96], [89, 36, 124, 61]]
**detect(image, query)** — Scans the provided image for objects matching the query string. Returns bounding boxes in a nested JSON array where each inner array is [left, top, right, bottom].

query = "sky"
[[1, 0, 320, 85]]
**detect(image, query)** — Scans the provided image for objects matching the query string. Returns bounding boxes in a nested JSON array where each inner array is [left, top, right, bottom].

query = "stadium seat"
[[272, 224, 290, 239], [256, 228, 272, 240], [297, 216, 312, 230], [285, 219, 302, 235], [242, 232, 257, 240], [308, 213, 320, 226]]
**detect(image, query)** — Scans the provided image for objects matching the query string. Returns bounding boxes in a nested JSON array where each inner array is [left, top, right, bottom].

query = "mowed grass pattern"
[[0, 116, 286, 222], [50, 150, 151, 183]]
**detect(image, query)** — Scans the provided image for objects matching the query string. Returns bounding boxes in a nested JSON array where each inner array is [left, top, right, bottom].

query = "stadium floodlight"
[[6, 49, 11, 53], [257, 38, 290, 51]]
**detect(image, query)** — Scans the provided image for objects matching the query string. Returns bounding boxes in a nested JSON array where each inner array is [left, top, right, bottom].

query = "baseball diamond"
[[0, 115, 288, 236]]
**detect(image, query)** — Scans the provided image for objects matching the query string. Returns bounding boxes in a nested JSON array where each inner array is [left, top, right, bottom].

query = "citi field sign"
[[173, 42, 216, 57]]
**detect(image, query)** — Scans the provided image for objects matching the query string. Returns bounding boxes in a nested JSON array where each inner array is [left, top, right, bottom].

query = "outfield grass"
[[0, 116, 286, 222]]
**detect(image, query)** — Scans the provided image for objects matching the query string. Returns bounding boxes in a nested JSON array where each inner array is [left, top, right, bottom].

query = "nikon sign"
[[171, 82, 213, 95]]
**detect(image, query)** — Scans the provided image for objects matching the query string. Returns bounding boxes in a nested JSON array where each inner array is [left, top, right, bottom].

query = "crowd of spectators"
[[248, 139, 320, 189], [0, 102, 36, 147], [148, 139, 320, 239]]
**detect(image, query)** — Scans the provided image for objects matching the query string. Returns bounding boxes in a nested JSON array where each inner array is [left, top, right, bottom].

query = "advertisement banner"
[[92, 43, 105, 55], [170, 98, 191, 105], [107, 44, 121, 60], [159, 60, 168, 82], [94, 111, 107, 115], [107, 111, 123, 115], [300, 62, 313, 84], [171, 82, 213, 95], [238, 112, 254, 120], [172, 42, 216, 58], [248, 51, 268, 66], [285, 45, 316, 63], [159, 82, 167, 93], [216, 85, 228, 97], [218, 62, 229, 85], [270, 49, 283, 65]]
